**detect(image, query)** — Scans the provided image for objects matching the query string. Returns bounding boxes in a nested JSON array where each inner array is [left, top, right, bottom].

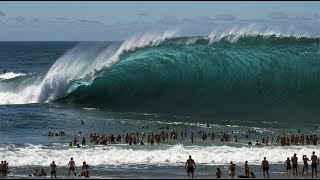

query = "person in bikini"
[[185, 155, 196, 178]]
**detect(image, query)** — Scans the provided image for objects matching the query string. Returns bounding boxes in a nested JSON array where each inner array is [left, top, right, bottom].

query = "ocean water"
[[1, 33, 320, 179]]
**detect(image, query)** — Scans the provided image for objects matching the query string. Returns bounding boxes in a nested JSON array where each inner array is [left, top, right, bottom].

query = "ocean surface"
[[1, 33, 320, 179]]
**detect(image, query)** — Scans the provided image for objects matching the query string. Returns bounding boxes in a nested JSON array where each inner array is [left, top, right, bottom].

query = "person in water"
[[262, 157, 270, 178], [228, 161, 236, 178], [185, 155, 196, 178]]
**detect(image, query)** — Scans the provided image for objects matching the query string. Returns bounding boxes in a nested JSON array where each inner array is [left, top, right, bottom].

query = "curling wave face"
[[1, 32, 320, 119]]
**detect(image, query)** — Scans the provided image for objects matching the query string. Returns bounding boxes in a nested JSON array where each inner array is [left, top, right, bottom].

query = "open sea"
[[1, 33, 320, 178]]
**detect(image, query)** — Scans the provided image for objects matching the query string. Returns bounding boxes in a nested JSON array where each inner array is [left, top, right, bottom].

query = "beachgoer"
[[32, 169, 39, 176], [216, 167, 222, 178], [262, 157, 269, 178], [39, 169, 47, 176], [185, 155, 196, 178], [50, 161, 57, 178], [284, 157, 291, 175], [291, 153, 298, 177], [82, 137, 86, 146], [82, 161, 89, 177], [68, 157, 75, 177], [251, 172, 256, 178], [311, 151, 318, 178], [244, 161, 250, 177], [229, 161, 236, 178], [302, 155, 310, 177]]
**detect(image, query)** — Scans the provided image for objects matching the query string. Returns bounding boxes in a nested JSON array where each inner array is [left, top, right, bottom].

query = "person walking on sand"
[[50, 161, 57, 178], [311, 151, 318, 178], [185, 155, 196, 178], [262, 157, 269, 178], [68, 157, 75, 177]]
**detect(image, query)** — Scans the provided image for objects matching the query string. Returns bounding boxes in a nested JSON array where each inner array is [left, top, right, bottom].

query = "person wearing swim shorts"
[[185, 155, 196, 178]]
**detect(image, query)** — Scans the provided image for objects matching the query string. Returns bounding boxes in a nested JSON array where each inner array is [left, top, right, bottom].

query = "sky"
[[0, 1, 319, 41]]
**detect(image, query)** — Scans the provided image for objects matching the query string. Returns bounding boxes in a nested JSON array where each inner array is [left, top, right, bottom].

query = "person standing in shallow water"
[[50, 161, 57, 178], [244, 161, 250, 177], [216, 167, 222, 178], [311, 151, 318, 178], [302, 155, 310, 177], [291, 153, 298, 177], [228, 161, 236, 178], [185, 155, 196, 178], [262, 157, 269, 178], [68, 157, 76, 177]]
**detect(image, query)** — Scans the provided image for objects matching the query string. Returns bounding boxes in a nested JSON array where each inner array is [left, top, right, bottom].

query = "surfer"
[[3, 69, 6, 74]]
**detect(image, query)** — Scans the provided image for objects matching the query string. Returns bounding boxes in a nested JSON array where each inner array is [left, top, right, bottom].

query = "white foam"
[[0, 72, 26, 80], [0, 144, 318, 167], [0, 92, 26, 104]]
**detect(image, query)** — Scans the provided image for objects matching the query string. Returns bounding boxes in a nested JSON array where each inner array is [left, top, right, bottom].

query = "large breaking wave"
[[1, 31, 320, 118]]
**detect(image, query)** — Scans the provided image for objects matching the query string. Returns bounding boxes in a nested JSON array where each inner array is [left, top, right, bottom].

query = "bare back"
[[186, 159, 195, 167], [311, 155, 318, 164], [262, 160, 269, 167], [68, 160, 75, 167]]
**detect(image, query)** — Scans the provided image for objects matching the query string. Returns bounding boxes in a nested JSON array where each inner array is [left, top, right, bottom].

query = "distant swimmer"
[[3, 69, 6, 74], [185, 155, 196, 178], [81, 120, 84, 125]]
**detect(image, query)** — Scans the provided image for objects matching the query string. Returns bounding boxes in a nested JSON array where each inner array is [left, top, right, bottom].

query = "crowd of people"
[[65, 123, 319, 148], [15, 122, 319, 178], [29, 158, 89, 178], [185, 151, 320, 179]]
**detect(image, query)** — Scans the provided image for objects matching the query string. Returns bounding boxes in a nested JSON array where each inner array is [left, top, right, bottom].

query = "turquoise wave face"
[[60, 35, 320, 119]]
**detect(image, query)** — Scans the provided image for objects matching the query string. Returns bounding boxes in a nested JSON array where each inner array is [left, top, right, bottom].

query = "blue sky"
[[0, 1, 319, 41]]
